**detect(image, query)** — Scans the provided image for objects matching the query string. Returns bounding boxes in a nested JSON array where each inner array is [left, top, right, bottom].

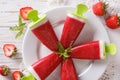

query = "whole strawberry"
[[92, 1, 107, 16], [106, 15, 120, 29], [3, 44, 17, 58], [0, 65, 10, 76]]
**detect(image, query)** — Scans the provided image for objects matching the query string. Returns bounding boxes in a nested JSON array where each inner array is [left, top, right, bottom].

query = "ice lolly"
[[60, 4, 88, 49], [70, 41, 117, 59], [60, 58, 78, 80], [27, 10, 59, 51], [23, 53, 62, 80]]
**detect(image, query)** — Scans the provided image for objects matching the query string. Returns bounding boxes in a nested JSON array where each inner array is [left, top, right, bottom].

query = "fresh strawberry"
[[106, 15, 120, 29], [20, 7, 33, 20], [0, 65, 10, 76], [12, 71, 23, 80], [3, 44, 17, 57], [92, 2, 107, 16]]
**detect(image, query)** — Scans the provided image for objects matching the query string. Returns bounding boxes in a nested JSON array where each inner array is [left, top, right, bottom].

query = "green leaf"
[[57, 42, 65, 53], [10, 14, 27, 39], [15, 30, 23, 39], [64, 54, 70, 58], [19, 23, 26, 27], [66, 46, 72, 52], [19, 15, 22, 26], [10, 26, 21, 31]]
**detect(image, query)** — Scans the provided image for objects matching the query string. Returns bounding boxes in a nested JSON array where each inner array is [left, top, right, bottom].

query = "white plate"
[[22, 7, 110, 80]]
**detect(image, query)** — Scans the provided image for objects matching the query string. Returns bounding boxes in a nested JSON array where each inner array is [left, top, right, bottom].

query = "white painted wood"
[[0, 0, 120, 80]]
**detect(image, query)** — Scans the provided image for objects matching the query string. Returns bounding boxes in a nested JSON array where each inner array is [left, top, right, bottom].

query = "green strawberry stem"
[[103, 2, 108, 14], [12, 49, 17, 56], [56, 42, 71, 61], [2, 65, 10, 75], [118, 16, 120, 24]]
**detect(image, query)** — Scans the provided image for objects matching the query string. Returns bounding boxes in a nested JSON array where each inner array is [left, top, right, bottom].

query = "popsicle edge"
[[69, 3, 88, 20], [105, 43, 117, 55], [21, 70, 36, 80], [27, 10, 46, 28]]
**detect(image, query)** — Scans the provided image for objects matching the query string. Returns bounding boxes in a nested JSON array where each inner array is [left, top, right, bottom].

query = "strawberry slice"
[[12, 71, 23, 80], [106, 15, 120, 29], [92, 1, 107, 16], [20, 7, 33, 20], [0, 65, 10, 76], [3, 44, 17, 57], [60, 58, 78, 80]]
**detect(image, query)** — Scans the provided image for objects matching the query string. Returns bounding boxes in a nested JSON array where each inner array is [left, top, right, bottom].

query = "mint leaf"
[[10, 15, 26, 39], [57, 42, 65, 53], [10, 26, 21, 31], [19, 15, 22, 26], [20, 23, 26, 27], [66, 46, 72, 53], [15, 30, 23, 39], [63, 53, 69, 58]]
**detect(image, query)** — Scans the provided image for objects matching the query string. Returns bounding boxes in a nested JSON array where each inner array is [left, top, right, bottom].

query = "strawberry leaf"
[[103, 2, 108, 14], [118, 16, 120, 24]]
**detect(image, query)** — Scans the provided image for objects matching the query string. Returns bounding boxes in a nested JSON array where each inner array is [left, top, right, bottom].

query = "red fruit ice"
[[3, 44, 17, 57], [106, 15, 120, 29], [70, 41, 106, 59], [20, 7, 33, 20], [60, 58, 78, 80], [60, 4, 88, 49], [0, 65, 10, 76], [60, 14, 85, 49], [12, 71, 23, 80], [92, 1, 107, 16], [32, 20, 59, 51], [27, 10, 59, 51], [29, 53, 62, 80]]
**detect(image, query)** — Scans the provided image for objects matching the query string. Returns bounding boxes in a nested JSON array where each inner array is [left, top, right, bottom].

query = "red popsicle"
[[70, 41, 106, 59], [60, 4, 88, 49], [28, 53, 62, 80], [27, 10, 59, 51], [60, 58, 78, 80]]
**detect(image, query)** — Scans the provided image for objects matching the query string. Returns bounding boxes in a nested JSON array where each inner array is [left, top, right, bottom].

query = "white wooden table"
[[0, 0, 120, 80]]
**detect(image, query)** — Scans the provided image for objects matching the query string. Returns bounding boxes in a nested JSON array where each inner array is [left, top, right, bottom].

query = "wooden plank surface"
[[0, 0, 120, 80]]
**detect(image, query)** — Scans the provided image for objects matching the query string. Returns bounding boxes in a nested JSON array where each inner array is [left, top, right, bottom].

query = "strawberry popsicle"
[[70, 41, 117, 59], [60, 58, 78, 80], [57, 41, 78, 80], [24, 53, 62, 80], [27, 10, 59, 51], [60, 4, 88, 49]]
